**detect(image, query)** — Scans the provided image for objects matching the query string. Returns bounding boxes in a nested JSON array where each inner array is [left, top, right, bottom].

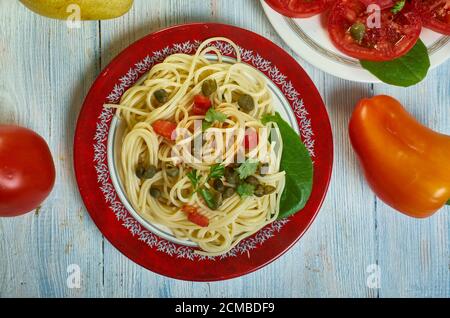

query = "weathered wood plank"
[[99, 0, 378, 298], [0, 0, 448, 297], [373, 64, 450, 297], [0, 0, 103, 297]]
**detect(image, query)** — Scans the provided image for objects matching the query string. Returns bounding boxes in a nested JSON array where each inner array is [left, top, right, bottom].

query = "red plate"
[[74, 23, 333, 281]]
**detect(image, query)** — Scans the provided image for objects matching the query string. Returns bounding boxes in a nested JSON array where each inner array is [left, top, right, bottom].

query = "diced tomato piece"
[[182, 205, 197, 215], [194, 94, 212, 110], [192, 105, 209, 116], [152, 120, 177, 140], [182, 205, 209, 227], [244, 128, 259, 150], [188, 212, 210, 227]]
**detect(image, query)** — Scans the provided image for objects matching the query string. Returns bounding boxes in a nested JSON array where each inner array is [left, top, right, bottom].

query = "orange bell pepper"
[[349, 95, 450, 218]]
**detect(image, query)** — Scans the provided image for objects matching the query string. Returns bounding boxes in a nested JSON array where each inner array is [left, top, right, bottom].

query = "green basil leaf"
[[360, 40, 430, 87], [262, 112, 313, 219], [447, 199, 450, 206]]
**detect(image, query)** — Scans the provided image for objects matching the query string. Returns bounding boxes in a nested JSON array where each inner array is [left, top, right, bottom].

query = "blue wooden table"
[[0, 0, 449, 298]]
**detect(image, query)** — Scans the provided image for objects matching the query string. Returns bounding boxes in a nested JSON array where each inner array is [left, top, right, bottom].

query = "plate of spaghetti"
[[74, 23, 333, 281]]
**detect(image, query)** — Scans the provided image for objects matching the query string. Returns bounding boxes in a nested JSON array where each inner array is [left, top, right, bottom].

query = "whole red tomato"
[[0, 125, 55, 217]]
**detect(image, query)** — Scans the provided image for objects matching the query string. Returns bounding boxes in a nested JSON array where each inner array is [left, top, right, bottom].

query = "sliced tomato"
[[413, 0, 450, 35], [265, 0, 334, 18], [194, 94, 212, 110], [152, 120, 177, 140], [244, 128, 259, 151], [328, 0, 422, 61], [182, 205, 209, 227], [359, 0, 394, 10]]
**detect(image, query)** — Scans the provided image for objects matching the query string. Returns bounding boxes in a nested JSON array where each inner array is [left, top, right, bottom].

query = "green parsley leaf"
[[198, 187, 220, 210], [205, 108, 227, 123], [236, 183, 255, 198], [208, 164, 225, 180], [202, 121, 212, 131], [186, 169, 201, 190], [391, 0, 406, 14], [236, 159, 259, 180]]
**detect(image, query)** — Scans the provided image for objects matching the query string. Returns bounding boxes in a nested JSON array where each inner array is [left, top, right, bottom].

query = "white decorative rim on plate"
[[261, 0, 450, 83], [93, 39, 314, 261]]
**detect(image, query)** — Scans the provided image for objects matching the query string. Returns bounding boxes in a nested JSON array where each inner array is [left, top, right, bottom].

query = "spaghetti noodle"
[[106, 38, 286, 256]]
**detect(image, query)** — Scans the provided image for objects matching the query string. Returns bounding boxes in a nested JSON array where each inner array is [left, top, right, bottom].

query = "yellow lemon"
[[19, 0, 133, 20]]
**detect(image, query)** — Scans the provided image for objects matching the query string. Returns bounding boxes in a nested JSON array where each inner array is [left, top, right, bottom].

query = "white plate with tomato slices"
[[262, 0, 450, 83]]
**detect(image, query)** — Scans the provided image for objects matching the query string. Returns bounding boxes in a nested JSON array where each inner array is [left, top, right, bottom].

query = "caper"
[[136, 164, 158, 179], [213, 179, 225, 193], [166, 166, 179, 178], [238, 94, 255, 113], [150, 187, 161, 198], [224, 167, 239, 185], [154, 89, 168, 104], [350, 22, 366, 43], [245, 176, 259, 186], [263, 185, 277, 195], [144, 165, 158, 179], [223, 187, 235, 199], [254, 184, 265, 197], [202, 79, 218, 96], [135, 165, 146, 179]]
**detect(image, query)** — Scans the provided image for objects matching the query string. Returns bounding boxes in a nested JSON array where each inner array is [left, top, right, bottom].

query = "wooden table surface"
[[0, 0, 449, 298]]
